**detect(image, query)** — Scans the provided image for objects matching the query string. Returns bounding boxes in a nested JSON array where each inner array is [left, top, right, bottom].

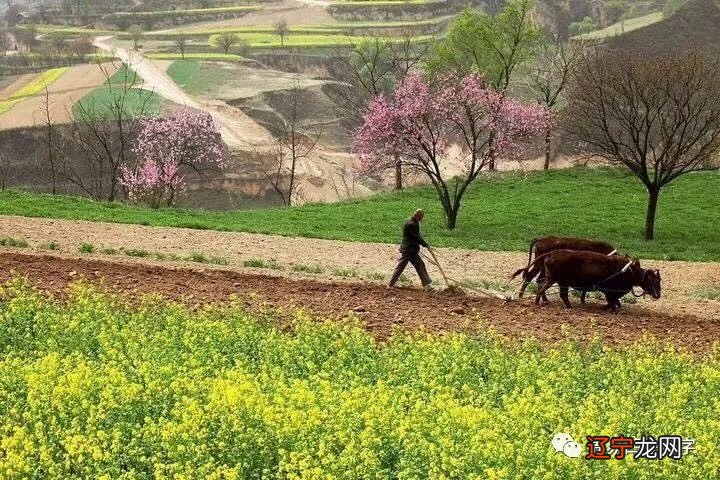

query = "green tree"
[[568, 16, 596, 35], [428, 0, 543, 91], [127, 25, 143, 51]]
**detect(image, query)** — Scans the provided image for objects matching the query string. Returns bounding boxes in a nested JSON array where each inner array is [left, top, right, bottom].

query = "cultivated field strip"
[[1, 215, 719, 323]]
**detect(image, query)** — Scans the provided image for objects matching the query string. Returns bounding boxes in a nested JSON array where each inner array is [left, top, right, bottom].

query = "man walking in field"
[[388, 209, 433, 289]]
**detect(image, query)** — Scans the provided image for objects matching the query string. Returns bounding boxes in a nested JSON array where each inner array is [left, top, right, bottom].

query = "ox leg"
[[518, 265, 540, 299], [580, 290, 587, 304], [559, 285, 572, 309], [535, 275, 554, 306], [603, 294, 621, 313], [537, 268, 552, 304]]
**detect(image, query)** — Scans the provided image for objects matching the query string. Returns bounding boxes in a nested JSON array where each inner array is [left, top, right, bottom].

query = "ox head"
[[640, 269, 662, 299]]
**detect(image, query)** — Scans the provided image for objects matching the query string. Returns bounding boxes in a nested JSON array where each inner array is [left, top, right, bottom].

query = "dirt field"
[[0, 63, 115, 129], [154, 0, 338, 34], [2, 215, 719, 347], [1, 250, 718, 353]]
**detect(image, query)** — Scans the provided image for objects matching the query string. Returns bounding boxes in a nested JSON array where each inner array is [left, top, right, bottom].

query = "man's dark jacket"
[[400, 218, 428, 253]]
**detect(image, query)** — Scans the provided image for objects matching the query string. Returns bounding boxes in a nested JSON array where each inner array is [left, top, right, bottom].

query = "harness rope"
[[418, 249, 653, 300]]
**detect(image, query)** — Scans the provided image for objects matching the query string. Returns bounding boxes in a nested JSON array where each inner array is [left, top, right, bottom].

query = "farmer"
[[388, 209, 433, 289]]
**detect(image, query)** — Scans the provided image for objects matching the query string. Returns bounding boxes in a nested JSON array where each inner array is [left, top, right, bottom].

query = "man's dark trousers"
[[389, 249, 431, 287]]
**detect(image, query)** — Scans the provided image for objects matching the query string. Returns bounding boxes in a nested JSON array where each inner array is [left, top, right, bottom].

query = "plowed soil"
[[2, 252, 718, 353]]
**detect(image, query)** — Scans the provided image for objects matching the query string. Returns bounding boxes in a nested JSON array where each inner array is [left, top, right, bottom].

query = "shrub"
[[40, 241, 60, 250], [185, 252, 209, 263], [695, 286, 720, 301], [78, 242, 95, 253], [209, 256, 229, 266], [365, 271, 386, 281], [292, 264, 325, 274], [0, 237, 29, 248], [332, 267, 358, 278], [124, 248, 150, 258], [244, 258, 283, 270]]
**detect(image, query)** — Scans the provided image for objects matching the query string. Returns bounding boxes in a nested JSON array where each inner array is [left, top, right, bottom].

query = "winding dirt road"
[[93, 36, 274, 148]]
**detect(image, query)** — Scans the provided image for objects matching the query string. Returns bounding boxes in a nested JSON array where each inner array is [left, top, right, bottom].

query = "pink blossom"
[[353, 72, 550, 175], [122, 107, 225, 208]]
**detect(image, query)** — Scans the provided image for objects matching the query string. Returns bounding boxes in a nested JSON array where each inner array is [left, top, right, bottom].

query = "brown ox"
[[532, 250, 661, 311], [511, 236, 617, 303]]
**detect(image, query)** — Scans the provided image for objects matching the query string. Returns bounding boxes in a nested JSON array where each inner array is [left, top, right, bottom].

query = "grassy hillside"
[[1, 168, 719, 261], [575, 11, 663, 40]]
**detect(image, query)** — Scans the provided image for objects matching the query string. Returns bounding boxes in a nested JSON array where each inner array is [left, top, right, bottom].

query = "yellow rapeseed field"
[[0, 67, 69, 115], [0, 278, 717, 478]]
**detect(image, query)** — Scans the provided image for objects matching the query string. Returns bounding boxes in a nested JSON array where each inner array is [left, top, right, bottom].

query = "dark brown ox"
[[512, 236, 617, 303], [531, 250, 661, 311]]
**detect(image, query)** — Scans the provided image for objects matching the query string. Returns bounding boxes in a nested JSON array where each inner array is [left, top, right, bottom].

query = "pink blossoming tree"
[[354, 72, 549, 229], [122, 107, 225, 208]]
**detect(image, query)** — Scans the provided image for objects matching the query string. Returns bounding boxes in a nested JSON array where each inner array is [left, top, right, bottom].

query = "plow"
[[423, 249, 515, 302]]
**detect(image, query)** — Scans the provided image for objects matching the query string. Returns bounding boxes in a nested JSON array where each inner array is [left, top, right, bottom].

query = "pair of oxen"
[[511, 237, 662, 312]]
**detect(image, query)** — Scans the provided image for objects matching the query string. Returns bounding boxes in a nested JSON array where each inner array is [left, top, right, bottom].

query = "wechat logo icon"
[[552, 433, 582, 458]]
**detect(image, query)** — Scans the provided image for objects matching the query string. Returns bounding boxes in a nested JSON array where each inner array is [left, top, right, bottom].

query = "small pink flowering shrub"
[[122, 108, 225, 208]]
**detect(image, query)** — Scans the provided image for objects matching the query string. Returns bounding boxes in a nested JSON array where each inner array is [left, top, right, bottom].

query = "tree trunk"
[[543, 126, 552, 170], [645, 188, 659, 241], [445, 205, 460, 230], [394, 155, 402, 190]]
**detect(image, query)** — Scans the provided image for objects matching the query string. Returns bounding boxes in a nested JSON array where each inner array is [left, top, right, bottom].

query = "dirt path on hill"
[[1, 215, 719, 325], [0, 251, 717, 353], [93, 36, 275, 148]]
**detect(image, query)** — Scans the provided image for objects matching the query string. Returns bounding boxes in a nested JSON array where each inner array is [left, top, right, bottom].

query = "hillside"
[[606, 0, 720, 53]]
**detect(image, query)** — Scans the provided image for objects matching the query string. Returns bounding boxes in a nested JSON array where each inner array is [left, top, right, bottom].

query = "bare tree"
[[68, 60, 155, 201], [14, 24, 38, 52], [261, 80, 321, 206], [215, 31, 240, 54], [389, 30, 430, 79], [127, 24, 143, 51], [0, 31, 9, 57], [525, 37, 582, 169], [329, 168, 358, 200], [48, 32, 66, 55], [71, 35, 93, 61], [274, 19, 289, 47], [330, 34, 430, 190], [40, 83, 59, 194], [565, 50, 720, 240], [0, 152, 12, 191], [174, 32, 188, 59]]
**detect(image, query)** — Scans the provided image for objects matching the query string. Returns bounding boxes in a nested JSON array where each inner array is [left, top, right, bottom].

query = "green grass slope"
[[575, 11, 663, 40], [1, 168, 719, 261], [71, 66, 163, 119]]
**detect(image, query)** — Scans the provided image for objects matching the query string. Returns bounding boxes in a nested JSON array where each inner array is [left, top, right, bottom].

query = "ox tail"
[[526, 238, 539, 268], [510, 251, 554, 280], [511, 267, 527, 280]]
